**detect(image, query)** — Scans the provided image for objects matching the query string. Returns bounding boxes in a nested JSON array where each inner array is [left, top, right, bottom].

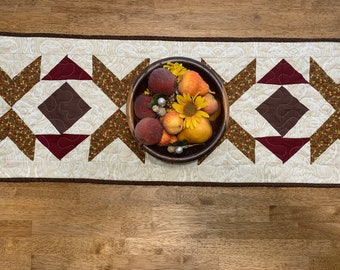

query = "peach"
[[161, 111, 184, 135], [148, 68, 177, 95], [134, 117, 163, 145], [208, 99, 222, 122], [202, 93, 218, 115], [134, 94, 156, 119]]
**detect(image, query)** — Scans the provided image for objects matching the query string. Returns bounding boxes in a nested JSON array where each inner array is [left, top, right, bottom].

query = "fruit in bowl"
[[126, 57, 229, 163]]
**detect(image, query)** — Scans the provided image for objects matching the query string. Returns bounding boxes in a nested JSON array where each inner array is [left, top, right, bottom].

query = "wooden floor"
[[0, 182, 340, 269], [0, 1, 340, 269]]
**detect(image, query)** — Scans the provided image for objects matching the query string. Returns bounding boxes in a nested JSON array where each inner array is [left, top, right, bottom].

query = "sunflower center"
[[183, 102, 197, 116]]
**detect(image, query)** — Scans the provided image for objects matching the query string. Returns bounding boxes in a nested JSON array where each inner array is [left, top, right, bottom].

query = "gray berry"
[[175, 146, 184, 154]]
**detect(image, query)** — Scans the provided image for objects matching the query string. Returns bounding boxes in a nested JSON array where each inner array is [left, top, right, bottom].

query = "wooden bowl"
[[126, 57, 229, 163]]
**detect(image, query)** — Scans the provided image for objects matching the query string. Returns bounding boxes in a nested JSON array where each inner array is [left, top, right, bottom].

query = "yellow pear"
[[177, 118, 212, 144]]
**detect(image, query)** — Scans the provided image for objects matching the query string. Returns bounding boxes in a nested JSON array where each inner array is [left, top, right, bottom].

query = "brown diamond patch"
[[256, 86, 308, 136], [38, 82, 91, 134]]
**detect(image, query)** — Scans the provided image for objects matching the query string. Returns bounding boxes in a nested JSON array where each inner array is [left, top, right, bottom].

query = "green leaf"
[[148, 94, 167, 109], [170, 140, 188, 146]]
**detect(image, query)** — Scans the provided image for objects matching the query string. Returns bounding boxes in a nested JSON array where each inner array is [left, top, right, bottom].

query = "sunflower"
[[172, 93, 209, 129], [163, 62, 188, 81]]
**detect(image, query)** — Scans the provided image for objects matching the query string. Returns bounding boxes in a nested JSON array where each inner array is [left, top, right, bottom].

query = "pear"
[[178, 70, 211, 96], [177, 118, 212, 144]]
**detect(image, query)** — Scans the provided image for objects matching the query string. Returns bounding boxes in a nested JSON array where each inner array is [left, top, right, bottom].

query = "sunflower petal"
[[172, 103, 184, 113], [184, 118, 192, 129], [192, 119, 198, 128], [196, 110, 209, 118], [194, 95, 208, 109], [176, 94, 185, 103], [183, 93, 191, 101]]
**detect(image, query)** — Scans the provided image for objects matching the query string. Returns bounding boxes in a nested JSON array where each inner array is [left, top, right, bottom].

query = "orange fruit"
[[178, 70, 210, 96], [157, 130, 178, 146], [162, 111, 184, 135]]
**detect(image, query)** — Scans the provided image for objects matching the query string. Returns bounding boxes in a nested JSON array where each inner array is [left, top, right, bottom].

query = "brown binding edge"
[[0, 31, 339, 42], [0, 178, 339, 187]]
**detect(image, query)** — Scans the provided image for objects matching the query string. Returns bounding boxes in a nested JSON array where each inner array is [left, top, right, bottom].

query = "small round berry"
[[175, 146, 183, 154], [157, 97, 167, 107]]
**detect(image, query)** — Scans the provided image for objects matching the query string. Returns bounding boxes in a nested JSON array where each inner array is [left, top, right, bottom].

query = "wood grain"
[[0, 0, 339, 38], [0, 0, 340, 269], [1, 183, 340, 269]]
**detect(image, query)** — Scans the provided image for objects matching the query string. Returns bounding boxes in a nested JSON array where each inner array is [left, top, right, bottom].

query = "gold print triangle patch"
[[310, 58, 339, 163], [0, 57, 41, 160], [89, 57, 150, 162]]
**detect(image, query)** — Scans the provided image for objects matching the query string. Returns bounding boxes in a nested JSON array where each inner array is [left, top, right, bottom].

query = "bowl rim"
[[126, 56, 229, 163]]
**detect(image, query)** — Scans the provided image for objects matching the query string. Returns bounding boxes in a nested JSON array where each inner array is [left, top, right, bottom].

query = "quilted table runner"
[[0, 34, 339, 185]]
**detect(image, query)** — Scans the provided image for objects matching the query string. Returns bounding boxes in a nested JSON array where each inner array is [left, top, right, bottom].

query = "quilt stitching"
[[0, 38, 338, 184]]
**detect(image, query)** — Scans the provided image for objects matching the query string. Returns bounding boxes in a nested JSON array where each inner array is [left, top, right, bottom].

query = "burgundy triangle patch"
[[258, 59, 308, 85], [36, 134, 89, 160], [42, 55, 92, 80], [256, 136, 309, 163]]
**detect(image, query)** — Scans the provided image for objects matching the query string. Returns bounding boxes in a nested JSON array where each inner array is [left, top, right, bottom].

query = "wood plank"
[[31, 254, 116, 270], [0, 221, 32, 237], [270, 205, 340, 222], [197, 238, 340, 257], [310, 256, 340, 270], [219, 255, 310, 270], [0, 0, 338, 38], [0, 254, 31, 270]]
